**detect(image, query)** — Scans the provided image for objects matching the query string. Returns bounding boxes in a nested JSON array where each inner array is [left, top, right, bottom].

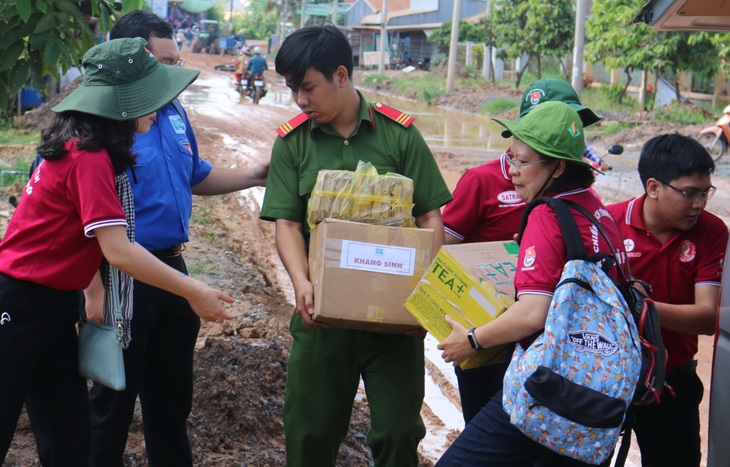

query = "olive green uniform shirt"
[[260, 92, 452, 235]]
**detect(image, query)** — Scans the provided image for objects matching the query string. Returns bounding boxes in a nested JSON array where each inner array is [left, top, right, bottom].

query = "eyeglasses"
[[658, 180, 717, 202], [506, 156, 548, 171]]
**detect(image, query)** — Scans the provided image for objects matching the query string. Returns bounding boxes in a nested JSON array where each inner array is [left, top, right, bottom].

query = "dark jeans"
[[0, 274, 88, 466], [89, 255, 200, 467], [632, 361, 704, 467], [436, 389, 611, 467], [454, 360, 510, 425]]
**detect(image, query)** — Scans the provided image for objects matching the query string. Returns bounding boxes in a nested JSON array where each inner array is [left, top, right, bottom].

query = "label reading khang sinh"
[[340, 240, 417, 276]]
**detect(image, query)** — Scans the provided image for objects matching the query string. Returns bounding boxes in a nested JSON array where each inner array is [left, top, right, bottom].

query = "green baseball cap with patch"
[[492, 100, 599, 172], [520, 78, 603, 125], [53, 37, 199, 120]]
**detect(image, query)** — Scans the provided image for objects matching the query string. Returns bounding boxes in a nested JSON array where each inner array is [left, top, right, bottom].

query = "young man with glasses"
[[606, 133, 728, 467], [88, 11, 268, 467]]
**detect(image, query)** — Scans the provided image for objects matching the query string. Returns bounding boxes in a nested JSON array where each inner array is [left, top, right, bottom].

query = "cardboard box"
[[404, 241, 520, 369], [308, 218, 434, 333]]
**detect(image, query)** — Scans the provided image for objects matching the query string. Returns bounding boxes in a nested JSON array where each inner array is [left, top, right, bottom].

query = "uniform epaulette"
[[372, 102, 415, 128], [276, 112, 309, 137]]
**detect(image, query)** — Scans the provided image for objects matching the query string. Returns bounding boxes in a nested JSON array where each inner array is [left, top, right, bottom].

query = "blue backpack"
[[503, 198, 642, 465]]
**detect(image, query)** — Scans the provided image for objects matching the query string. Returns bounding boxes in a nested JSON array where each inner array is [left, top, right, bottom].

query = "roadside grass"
[[580, 86, 643, 115], [0, 126, 37, 187], [187, 260, 219, 276], [0, 125, 40, 145], [0, 156, 32, 187], [479, 97, 519, 115], [654, 101, 715, 125]]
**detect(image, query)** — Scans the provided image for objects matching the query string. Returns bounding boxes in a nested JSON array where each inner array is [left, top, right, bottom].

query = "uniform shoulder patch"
[[372, 102, 415, 127], [276, 112, 309, 137]]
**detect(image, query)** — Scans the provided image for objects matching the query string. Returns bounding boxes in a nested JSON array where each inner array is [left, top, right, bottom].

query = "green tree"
[[492, 0, 574, 88], [587, 0, 718, 103], [713, 33, 730, 78], [430, 20, 488, 54], [235, 0, 278, 40], [0, 0, 145, 119]]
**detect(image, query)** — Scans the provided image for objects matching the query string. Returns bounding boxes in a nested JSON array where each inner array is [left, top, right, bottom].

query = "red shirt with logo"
[[0, 140, 127, 290], [443, 151, 526, 242], [607, 195, 728, 372], [515, 189, 625, 297]]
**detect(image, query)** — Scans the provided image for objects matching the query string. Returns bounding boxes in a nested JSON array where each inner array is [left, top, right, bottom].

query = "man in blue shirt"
[[247, 46, 268, 77], [88, 11, 268, 467]]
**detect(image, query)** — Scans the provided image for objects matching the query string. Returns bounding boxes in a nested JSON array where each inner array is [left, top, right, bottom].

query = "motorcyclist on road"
[[247, 47, 267, 74], [246, 46, 268, 91]]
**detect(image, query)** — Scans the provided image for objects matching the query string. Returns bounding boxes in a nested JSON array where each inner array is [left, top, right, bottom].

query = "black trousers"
[[454, 360, 511, 425], [632, 361, 704, 467], [89, 255, 200, 467], [0, 274, 88, 466]]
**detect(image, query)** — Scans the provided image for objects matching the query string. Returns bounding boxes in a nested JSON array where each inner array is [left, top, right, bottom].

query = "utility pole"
[[446, 0, 461, 94], [229, 0, 234, 34], [332, 0, 338, 25], [379, 0, 388, 74], [300, 0, 307, 28], [571, 0, 592, 97]]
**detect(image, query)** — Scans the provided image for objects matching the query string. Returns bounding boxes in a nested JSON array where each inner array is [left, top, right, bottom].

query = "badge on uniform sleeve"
[[522, 245, 536, 269], [169, 114, 186, 134]]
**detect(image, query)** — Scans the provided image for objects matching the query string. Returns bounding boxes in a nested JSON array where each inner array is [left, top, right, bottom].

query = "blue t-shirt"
[[127, 101, 212, 250], [247, 55, 267, 76]]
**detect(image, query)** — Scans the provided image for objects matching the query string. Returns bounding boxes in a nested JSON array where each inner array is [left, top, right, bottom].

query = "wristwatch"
[[467, 327, 484, 351]]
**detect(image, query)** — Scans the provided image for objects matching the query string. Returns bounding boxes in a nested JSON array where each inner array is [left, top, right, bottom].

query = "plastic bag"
[[307, 161, 415, 230]]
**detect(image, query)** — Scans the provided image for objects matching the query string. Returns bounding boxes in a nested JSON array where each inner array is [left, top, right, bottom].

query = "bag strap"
[[110, 267, 123, 341], [170, 98, 185, 119], [517, 197, 625, 279], [613, 412, 635, 467]]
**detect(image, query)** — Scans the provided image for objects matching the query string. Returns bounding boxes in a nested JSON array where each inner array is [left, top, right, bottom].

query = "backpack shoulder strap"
[[170, 98, 185, 119], [561, 199, 628, 282], [517, 197, 587, 260]]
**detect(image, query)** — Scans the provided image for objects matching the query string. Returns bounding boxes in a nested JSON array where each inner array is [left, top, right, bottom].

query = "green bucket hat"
[[520, 78, 602, 126], [53, 37, 199, 120], [492, 101, 599, 172]]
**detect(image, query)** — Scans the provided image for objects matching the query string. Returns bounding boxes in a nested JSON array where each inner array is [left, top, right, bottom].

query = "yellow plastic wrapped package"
[[307, 161, 415, 230]]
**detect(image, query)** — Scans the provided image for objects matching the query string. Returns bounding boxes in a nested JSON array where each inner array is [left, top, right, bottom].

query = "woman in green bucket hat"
[[436, 101, 625, 466], [0, 37, 234, 464]]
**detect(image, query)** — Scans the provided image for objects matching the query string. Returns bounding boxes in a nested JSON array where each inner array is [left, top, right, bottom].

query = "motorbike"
[[236, 70, 249, 97], [697, 104, 730, 162], [214, 58, 238, 72], [246, 73, 267, 105]]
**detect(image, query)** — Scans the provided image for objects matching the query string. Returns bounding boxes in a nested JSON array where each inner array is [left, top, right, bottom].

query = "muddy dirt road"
[[4, 49, 728, 465]]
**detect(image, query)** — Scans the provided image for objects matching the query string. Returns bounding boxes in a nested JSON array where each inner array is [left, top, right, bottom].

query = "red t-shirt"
[[607, 196, 728, 372], [442, 152, 526, 242], [0, 141, 126, 290], [515, 189, 625, 297]]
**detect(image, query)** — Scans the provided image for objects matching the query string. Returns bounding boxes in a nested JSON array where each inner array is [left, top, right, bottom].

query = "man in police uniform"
[[260, 24, 452, 467], [88, 11, 269, 467]]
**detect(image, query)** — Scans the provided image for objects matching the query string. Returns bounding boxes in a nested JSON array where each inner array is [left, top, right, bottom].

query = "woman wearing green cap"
[[436, 101, 624, 466], [0, 37, 234, 464]]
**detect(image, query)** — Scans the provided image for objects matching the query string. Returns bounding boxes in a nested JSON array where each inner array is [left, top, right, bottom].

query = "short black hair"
[[110, 10, 174, 41], [275, 23, 353, 86], [638, 133, 715, 189]]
